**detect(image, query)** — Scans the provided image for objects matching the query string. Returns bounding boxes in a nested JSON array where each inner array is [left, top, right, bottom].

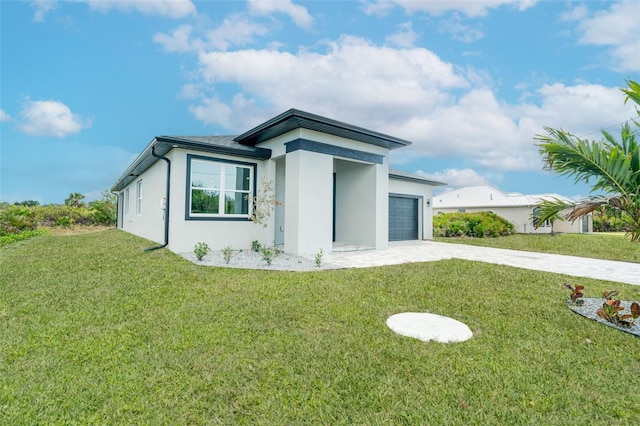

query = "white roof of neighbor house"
[[433, 185, 574, 209]]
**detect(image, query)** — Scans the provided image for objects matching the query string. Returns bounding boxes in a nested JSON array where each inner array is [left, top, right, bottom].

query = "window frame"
[[136, 180, 142, 216], [125, 188, 130, 216], [532, 207, 551, 228], [185, 154, 257, 221]]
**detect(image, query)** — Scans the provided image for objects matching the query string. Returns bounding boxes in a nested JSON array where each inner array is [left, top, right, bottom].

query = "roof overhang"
[[234, 109, 412, 150], [111, 136, 271, 192], [389, 169, 447, 186]]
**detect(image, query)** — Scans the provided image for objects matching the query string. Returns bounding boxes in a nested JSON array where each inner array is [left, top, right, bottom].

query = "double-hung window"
[[136, 180, 142, 216], [187, 155, 254, 219], [125, 188, 130, 216]]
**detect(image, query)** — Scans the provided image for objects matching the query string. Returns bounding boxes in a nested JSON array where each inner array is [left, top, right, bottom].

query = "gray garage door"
[[389, 196, 418, 241]]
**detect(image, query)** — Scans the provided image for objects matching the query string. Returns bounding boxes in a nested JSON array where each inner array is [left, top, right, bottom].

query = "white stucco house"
[[433, 185, 592, 234], [111, 109, 445, 256]]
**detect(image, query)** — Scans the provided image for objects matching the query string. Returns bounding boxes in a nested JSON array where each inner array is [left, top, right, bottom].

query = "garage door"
[[389, 196, 419, 241]]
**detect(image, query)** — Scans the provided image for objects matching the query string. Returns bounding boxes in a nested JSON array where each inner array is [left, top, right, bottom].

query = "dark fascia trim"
[[285, 138, 384, 164], [111, 136, 271, 193], [185, 154, 257, 222], [234, 109, 412, 150], [389, 169, 447, 186]]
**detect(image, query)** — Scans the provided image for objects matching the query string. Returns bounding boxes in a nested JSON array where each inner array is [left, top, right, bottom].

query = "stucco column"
[[284, 150, 333, 256], [374, 160, 389, 250]]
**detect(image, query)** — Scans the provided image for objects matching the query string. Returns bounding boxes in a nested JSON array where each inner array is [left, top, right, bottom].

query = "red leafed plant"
[[565, 284, 585, 306], [596, 290, 640, 327]]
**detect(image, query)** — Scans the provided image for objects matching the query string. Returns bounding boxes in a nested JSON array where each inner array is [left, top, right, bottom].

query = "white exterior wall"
[[120, 159, 167, 244], [284, 149, 334, 257], [389, 178, 435, 239], [335, 161, 377, 247], [258, 128, 390, 255]]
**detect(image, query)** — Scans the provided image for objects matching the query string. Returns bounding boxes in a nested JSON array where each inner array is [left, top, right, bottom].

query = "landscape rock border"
[[568, 298, 640, 337], [180, 249, 339, 271]]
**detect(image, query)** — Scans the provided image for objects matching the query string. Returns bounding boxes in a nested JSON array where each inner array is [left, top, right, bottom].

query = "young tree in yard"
[[534, 80, 640, 241], [65, 192, 85, 207]]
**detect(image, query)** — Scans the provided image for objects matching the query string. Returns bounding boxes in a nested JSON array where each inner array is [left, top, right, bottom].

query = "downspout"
[[111, 191, 119, 229], [145, 146, 171, 251]]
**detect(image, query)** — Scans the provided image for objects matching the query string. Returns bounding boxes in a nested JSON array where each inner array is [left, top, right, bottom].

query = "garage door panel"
[[389, 196, 418, 241]]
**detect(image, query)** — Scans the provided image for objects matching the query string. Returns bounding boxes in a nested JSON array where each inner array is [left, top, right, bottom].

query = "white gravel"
[[180, 249, 340, 271], [568, 298, 640, 337]]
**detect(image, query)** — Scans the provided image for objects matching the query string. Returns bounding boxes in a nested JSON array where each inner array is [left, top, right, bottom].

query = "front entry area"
[[389, 195, 419, 241]]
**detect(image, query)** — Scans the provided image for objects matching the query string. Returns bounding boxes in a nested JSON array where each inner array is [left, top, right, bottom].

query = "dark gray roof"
[[111, 135, 271, 192], [389, 168, 447, 186], [235, 109, 412, 150], [112, 110, 416, 193]]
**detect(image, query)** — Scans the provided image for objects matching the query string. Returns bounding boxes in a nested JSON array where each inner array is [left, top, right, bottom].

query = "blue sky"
[[1, 0, 638, 204]]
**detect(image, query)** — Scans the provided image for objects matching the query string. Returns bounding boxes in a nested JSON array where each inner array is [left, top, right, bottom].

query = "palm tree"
[[534, 80, 640, 241]]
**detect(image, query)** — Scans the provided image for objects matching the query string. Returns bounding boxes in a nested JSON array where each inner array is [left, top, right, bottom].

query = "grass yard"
[[1, 230, 639, 424], [435, 233, 640, 263]]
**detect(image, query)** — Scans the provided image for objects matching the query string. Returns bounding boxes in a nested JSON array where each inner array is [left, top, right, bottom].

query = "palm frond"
[[535, 127, 636, 196], [532, 199, 572, 229]]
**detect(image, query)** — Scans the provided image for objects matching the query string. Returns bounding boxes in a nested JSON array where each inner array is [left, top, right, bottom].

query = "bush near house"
[[434, 212, 515, 238], [593, 206, 635, 233]]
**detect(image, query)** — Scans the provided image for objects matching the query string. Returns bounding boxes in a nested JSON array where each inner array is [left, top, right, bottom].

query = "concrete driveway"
[[323, 240, 640, 286]]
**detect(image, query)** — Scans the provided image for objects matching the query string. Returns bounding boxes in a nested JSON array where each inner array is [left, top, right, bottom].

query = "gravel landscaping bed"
[[568, 298, 640, 337], [180, 249, 340, 271]]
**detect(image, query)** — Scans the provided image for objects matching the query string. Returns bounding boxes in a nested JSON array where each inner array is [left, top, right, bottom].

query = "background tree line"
[[0, 191, 117, 237]]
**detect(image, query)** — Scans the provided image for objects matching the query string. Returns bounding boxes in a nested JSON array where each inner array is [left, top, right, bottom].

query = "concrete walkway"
[[323, 240, 640, 286]]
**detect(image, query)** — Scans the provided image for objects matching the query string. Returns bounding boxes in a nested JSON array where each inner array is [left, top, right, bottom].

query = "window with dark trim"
[[186, 155, 255, 220]]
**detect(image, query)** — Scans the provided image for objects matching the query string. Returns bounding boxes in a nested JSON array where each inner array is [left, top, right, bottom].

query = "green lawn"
[[435, 233, 640, 263], [1, 231, 639, 424]]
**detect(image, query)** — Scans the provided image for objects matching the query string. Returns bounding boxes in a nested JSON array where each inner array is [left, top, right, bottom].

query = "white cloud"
[[205, 14, 270, 51], [0, 109, 10, 122], [154, 16, 270, 53], [84, 0, 196, 18], [565, 1, 640, 72], [376, 0, 537, 18], [154, 25, 203, 53], [439, 16, 485, 43], [31, 0, 57, 22], [248, 0, 313, 28], [170, 34, 634, 175], [386, 22, 418, 48], [360, 0, 396, 17], [18, 100, 92, 137], [416, 168, 488, 188]]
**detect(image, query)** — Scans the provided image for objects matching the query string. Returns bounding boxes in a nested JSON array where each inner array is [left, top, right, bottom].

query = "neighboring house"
[[111, 109, 445, 256], [433, 185, 592, 234]]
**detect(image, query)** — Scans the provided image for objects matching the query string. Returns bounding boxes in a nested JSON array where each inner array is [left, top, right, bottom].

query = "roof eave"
[[234, 109, 412, 150], [111, 136, 271, 192]]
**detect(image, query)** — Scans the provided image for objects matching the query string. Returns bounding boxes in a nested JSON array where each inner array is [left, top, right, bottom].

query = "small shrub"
[[0, 206, 37, 236], [596, 290, 640, 327], [261, 247, 275, 265], [251, 240, 262, 252], [222, 246, 233, 264], [433, 212, 515, 238], [315, 248, 323, 267], [565, 284, 585, 306], [273, 242, 283, 256], [56, 216, 72, 227], [194, 242, 210, 261]]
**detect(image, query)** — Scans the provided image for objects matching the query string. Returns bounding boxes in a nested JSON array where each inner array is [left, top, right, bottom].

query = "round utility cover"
[[386, 312, 473, 343]]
